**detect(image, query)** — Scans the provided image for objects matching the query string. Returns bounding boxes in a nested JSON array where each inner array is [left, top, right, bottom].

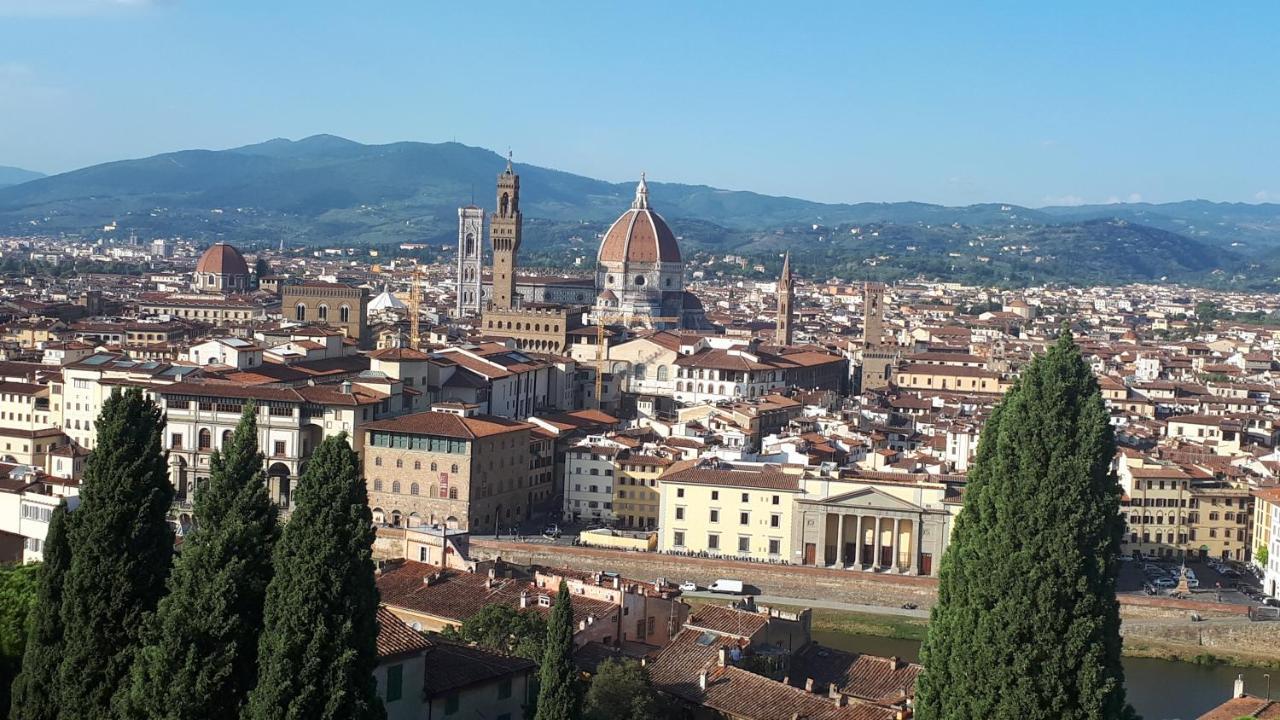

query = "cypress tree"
[[535, 580, 581, 720], [245, 433, 383, 720], [10, 503, 71, 720], [916, 333, 1136, 720], [57, 388, 174, 720], [123, 402, 279, 719]]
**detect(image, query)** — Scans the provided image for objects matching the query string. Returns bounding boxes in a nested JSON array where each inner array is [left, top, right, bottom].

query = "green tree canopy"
[[57, 388, 174, 720], [441, 603, 547, 662], [10, 503, 71, 720], [534, 580, 580, 720], [915, 333, 1136, 720], [124, 402, 279, 719], [583, 658, 666, 720], [245, 433, 383, 720]]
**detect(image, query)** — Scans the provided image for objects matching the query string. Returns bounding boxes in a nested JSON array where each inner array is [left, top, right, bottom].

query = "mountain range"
[[0, 165, 44, 188], [2, 135, 1279, 287]]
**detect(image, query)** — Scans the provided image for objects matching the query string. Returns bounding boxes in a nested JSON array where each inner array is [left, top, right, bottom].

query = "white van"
[[708, 579, 744, 594]]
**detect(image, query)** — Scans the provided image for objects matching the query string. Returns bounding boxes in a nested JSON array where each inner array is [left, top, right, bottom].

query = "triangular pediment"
[[812, 486, 924, 513]]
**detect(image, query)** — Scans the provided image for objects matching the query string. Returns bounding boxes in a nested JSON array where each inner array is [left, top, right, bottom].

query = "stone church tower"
[[455, 205, 484, 317], [489, 154, 521, 310], [777, 251, 794, 345]]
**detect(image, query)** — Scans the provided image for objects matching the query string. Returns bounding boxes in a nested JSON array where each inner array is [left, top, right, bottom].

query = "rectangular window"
[[498, 678, 512, 699], [768, 539, 781, 555], [274, 441, 286, 457], [738, 536, 750, 553], [711, 491, 719, 501], [676, 488, 684, 498], [385, 664, 403, 703], [673, 531, 685, 547], [709, 509, 719, 523], [675, 507, 685, 520], [170, 433, 183, 450], [707, 534, 719, 550], [772, 495, 780, 505], [739, 512, 749, 525], [770, 514, 781, 528], [741, 492, 749, 502]]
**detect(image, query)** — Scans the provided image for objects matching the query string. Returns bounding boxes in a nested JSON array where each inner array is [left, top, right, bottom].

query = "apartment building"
[[363, 410, 534, 532], [613, 452, 671, 530], [562, 442, 620, 525], [657, 460, 802, 562]]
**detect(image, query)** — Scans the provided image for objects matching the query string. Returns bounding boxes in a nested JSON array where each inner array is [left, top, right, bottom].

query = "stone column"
[[852, 516, 863, 568], [872, 516, 882, 570], [835, 514, 845, 567], [906, 518, 919, 575], [890, 517, 900, 572]]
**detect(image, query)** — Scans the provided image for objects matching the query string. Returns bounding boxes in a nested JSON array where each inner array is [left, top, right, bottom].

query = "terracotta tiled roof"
[[788, 644, 920, 706], [685, 605, 768, 639], [1197, 695, 1280, 720], [660, 464, 801, 492], [421, 641, 536, 697], [365, 411, 532, 439], [375, 606, 431, 659]]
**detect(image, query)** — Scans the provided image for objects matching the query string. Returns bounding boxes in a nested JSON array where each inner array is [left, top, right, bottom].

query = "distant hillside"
[[1, 135, 1278, 288], [0, 165, 45, 188]]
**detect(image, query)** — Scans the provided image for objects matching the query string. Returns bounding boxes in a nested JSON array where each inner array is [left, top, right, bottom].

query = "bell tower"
[[456, 205, 484, 317], [489, 153, 521, 310], [776, 252, 794, 345]]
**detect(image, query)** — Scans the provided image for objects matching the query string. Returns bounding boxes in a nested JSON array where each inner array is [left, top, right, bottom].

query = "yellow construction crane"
[[408, 262, 422, 349], [593, 314, 678, 410]]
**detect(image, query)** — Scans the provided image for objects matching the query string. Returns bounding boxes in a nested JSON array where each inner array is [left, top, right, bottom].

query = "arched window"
[[198, 429, 211, 450], [429, 485, 437, 498], [390, 510, 401, 527], [374, 457, 382, 467], [464, 233, 475, 256], [449, 487, 458, 499], [634, 275, 646, 286], [500, 193, 509, 216], [221, 429, 232, 446], [633, 364, 647, 380], [295, 303, 306, 322], [374, 479, 383, 491], [657, 365, 669, 381], [439, 486, 448, 498], [413, 460, 421, 470], [395, 459, 403, 468], [339, 305, 350, 323], [391, 480, 401, 494], [430, 461, 437, 471], [317, 304, 328, 321], [410, 482, 420, 495], [450, 464, 459, 474]]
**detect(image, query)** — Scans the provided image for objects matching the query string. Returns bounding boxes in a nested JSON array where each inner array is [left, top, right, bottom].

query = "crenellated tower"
[[489, 153, 521, 310]]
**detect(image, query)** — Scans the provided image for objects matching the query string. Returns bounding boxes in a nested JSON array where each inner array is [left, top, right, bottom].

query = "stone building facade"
[[282, 281, 370, 347], [363, 411, 534, 533]]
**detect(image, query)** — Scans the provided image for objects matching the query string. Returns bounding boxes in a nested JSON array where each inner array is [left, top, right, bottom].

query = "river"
[[812, 631, 1277, 720]]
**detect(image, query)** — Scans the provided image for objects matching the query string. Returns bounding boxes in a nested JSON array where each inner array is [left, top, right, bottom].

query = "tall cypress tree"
[[58, 388, 174, 720], [535, 580, 581, 720], [245, 433, 383, 720], [123, 403, 279, 719], [10, 503, 71, 720], [916, 333, 1136, 720]]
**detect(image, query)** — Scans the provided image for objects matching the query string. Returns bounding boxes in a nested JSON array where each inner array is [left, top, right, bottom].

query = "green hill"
[[0, 165, 44, 188]]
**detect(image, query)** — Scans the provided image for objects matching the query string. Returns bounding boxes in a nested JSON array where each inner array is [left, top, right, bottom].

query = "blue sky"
[[0, 0, 1276, 207]]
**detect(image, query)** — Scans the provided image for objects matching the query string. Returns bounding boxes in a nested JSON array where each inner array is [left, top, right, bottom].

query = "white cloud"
[[0, 0, 169, 17], [1042, 194, 1086, 207], [1256, 191, 1277, 203], [1127, 192, 1143, 203]]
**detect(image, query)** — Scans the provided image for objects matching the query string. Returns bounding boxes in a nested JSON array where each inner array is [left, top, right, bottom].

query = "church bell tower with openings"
[[456, 205, 484, 317], [489, 153, 521, 310], [777, 251, 794, 345]]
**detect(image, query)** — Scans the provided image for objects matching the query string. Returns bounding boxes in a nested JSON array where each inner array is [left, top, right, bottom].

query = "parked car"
[[1155, 577, 1177, 588], [708, 579, 745, 594], [1187, 578, 1200, 589], [678, 581, 699, 592]]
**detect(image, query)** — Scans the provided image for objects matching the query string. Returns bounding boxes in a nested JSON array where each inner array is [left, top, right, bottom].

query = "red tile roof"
[[375, 606, 431, 659]]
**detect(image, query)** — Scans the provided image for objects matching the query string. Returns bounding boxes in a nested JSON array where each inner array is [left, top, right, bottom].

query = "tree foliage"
[[123, 403, 279, 719], [534, 580, 580, 720], [245, 434, 383, 720], [9, 505, 67, 720], [440, 603, 547, 661], [57, 388, 174, 720], [915, 333, 1137, 720], [583, 658, 666, 720]]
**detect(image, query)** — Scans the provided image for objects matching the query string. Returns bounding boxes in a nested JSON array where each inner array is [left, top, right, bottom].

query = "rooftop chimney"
[[829, 684, 847, 707], [699, 669, 708, 691], [804, 678, 815, 692], [340, 380, 353, 394], [519, 591, 530, 609], [1234, 673, 1245, 698], [717, 647, 728, 667]]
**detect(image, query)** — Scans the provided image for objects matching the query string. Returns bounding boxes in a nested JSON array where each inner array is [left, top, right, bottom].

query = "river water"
[[812, 631, 1277, 720]]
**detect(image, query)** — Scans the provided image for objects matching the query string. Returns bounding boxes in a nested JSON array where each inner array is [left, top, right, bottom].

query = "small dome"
[[598, 176, 681, 265], [195, 242, 249, 277]]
